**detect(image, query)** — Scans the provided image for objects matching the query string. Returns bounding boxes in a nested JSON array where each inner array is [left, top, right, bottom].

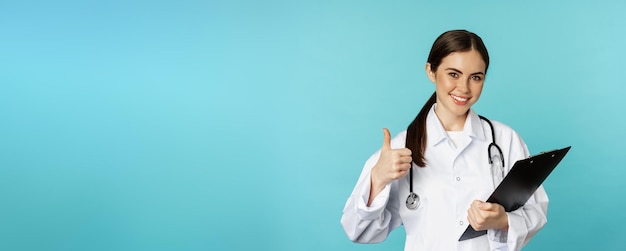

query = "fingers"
[[467, 208, 481, 230], [397, 148, 412, 156], [389, 168, 410, 180], [472, 201, 498, 211], [480, 202, 497, 211], [374, 128, 413, 183], [467, 201, 488, 230], [467, 200, 507, 231], [398, 156, 413, 163], [469, 201, 485, 220], [390, 150, 412, 172], [388, 152, 412, 180], [471, 200, 484, 209], [382, 128, 391, 150]]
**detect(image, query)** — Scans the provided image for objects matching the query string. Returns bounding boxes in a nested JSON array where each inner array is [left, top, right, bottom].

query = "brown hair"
[[406, 30, 490, 167]]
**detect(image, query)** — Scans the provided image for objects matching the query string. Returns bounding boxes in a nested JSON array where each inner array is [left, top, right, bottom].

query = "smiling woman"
[[340, 30, 548, 251]]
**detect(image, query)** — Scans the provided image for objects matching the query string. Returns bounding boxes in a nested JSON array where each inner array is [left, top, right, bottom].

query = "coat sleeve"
[[340, 149, 403, 243], [487, 128, 549, 251]]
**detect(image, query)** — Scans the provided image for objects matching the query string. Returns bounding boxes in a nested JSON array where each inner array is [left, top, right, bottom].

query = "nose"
[[456, 78, 470, 93]]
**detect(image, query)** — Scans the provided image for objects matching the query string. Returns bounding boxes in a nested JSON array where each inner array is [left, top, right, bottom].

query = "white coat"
[[340, 105, 548, 251]]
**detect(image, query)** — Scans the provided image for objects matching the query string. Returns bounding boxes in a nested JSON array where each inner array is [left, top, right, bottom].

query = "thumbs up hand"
[[370, 128, 413, 193]]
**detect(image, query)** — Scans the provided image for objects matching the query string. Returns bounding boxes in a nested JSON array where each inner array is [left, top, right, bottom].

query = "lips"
[[451, 94, 469, 105]]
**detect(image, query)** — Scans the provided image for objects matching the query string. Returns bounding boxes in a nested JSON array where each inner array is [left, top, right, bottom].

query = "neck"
[[434, 107, 468, 131]]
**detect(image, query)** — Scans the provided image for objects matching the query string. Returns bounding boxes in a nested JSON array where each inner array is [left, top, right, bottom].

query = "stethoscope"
[[405, 115, 505, 210]]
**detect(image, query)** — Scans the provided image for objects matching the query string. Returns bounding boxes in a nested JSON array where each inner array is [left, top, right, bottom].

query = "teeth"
[[452, 95, 468, 102]]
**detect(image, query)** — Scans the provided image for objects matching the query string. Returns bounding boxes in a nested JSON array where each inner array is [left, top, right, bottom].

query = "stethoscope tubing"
[[405, 115, 503, 210]]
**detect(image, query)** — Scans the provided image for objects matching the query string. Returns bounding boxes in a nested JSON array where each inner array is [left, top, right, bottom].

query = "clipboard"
[[458, 146, 571, 241]]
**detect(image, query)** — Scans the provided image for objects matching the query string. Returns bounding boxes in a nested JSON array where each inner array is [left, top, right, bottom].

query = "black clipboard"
[[458, 146, 571, 241]]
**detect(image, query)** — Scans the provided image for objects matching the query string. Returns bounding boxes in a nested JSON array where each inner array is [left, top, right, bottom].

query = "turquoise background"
[[1, 0, 624, 250]]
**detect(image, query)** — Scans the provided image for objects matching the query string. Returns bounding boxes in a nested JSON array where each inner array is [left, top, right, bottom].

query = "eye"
[[471, 75, 483, 81], [448, 72, 458, 78]]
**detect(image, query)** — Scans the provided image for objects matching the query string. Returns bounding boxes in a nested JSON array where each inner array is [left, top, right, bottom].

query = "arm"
[[503, 186, 548, 250], [339, 157, 401, 243], [467, 188, 548, 251], [467, 125, 548, 250], [340, 129, 410, 243], [491, 129, 549, 250]]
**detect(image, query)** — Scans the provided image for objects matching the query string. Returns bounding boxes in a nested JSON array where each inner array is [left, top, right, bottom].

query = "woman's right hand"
[[368, 128, 413, 205]]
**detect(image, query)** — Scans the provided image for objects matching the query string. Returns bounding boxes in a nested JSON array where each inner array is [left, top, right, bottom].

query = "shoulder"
[[491, 119, 525, 144], [477, 115, 520, 138], [488, 119, 517, 135], [485, 118, 530, 158]]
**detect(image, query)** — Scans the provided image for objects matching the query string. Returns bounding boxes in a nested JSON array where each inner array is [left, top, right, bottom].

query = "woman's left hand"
[[467, 200, 509, 231]]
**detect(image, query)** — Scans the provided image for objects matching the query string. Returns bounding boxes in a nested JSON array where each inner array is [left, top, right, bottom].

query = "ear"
[[425, 63, 436, 83]]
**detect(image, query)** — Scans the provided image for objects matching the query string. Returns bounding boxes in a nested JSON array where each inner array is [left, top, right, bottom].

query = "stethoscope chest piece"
[[405, 162, 420, 210], [405, 192, 420, 210]]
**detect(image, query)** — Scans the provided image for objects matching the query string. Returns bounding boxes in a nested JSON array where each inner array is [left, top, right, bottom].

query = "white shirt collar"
[[426, 104, 487, 147]]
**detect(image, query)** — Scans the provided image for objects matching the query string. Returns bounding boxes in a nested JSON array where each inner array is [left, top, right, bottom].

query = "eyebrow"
[[444, 67, 485, 75]]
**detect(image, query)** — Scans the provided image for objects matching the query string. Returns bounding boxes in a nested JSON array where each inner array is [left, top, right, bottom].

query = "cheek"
[[471, 84, 484, 97], [435, 78, 455, 90]]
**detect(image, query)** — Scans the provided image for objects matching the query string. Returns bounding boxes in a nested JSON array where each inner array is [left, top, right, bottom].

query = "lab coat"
[[340, 105, 548, 251]]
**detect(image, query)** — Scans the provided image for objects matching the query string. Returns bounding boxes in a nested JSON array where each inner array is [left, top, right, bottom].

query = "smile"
[[451, 94, 469, 105]]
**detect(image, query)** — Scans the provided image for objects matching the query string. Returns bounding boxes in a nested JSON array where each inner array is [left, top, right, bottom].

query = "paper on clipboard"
[[459, 146, 572, 241]]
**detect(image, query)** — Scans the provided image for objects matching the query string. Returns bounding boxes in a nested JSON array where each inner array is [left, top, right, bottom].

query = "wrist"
[[367, 171, 387, 207], [370, 167, 389, 190], [370, 173, 386, 192], [499, 213, 509, 230]]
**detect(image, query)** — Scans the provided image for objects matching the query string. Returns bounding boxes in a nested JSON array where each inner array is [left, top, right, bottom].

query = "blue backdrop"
[[1, 0, 624, 250]]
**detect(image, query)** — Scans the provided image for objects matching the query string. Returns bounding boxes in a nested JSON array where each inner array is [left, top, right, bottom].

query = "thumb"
[[382, 128, 391, 150]]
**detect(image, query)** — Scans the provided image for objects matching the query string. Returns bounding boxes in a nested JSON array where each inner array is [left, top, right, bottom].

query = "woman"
[[340, 30, 548, 251]]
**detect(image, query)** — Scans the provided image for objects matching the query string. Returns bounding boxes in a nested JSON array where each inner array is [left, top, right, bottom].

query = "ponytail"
[[406, 92, 436, 167]]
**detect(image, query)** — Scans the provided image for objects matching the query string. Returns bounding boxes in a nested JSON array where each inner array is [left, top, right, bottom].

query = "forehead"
[[440, 50, 486, 73]]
